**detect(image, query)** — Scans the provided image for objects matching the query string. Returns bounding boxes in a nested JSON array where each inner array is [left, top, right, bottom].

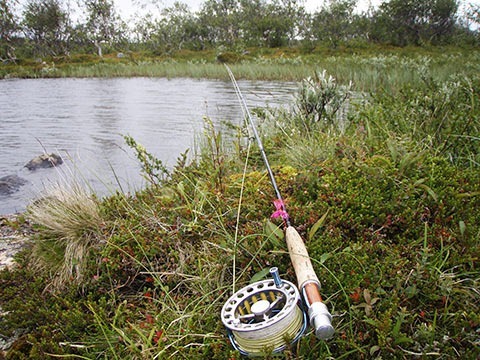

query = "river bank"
[[2, 47, 479, 93], [0, 62, 478, 358]]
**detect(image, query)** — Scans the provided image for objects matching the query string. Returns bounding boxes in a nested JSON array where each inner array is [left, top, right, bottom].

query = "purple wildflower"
[[271, 199, 289, 221]]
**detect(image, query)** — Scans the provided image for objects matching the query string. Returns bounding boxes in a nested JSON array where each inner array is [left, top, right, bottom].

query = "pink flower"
[[271, 199, 289, 221]]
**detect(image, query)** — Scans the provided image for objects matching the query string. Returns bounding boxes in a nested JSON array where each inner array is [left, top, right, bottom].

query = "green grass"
[[2, 45, 479, 93], [0, 54, 479, 359]]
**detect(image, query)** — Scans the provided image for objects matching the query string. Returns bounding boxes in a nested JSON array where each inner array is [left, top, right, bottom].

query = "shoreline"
[[0, 214, 33, 270]]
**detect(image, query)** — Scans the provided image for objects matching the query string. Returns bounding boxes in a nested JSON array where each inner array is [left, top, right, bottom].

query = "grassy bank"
[[0, 56, 479, 359], [1, 46, 479, 93]]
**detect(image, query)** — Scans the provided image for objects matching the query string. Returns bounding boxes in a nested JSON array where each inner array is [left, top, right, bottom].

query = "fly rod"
[[225, 65, 334, 341]]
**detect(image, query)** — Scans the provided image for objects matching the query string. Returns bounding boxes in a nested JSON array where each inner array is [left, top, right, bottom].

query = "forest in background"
[[1, 0, 479, 62]]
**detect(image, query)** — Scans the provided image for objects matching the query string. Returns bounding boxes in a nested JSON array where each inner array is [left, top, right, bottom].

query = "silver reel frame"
[[221, 268, 308, 356]]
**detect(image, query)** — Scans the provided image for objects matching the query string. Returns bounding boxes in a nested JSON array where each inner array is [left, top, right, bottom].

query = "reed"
[[6, 48, 478, 95]]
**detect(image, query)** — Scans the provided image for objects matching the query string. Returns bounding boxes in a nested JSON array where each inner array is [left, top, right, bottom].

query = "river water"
[[0, 77, 297, 214]]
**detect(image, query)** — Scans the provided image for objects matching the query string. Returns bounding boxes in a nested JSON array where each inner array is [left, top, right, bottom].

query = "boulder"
[[25, 153, 63, 171], [0, 175, 27, 195]]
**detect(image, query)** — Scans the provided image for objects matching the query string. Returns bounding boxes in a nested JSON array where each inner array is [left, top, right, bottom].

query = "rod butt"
[[308, 302, 335, 340]]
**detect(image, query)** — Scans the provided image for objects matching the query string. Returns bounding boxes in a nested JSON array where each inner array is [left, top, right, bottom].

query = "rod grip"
[[285, 226, 334, 340], [285, 226, 319, 288]]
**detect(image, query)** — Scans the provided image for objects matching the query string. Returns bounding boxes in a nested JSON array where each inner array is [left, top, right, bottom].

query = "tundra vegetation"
[[1, 59, 479, 358], [1, 0, 479, 359]]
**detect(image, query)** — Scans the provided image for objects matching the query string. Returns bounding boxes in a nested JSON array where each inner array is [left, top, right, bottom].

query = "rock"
[[0, 214, 33, 271], [25, 153, 63, 171], [0, 329, 23, 353], [0, 175, 27, 195]]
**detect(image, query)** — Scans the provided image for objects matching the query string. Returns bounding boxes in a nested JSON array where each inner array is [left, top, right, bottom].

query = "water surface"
[[0, 77, 296, 214]]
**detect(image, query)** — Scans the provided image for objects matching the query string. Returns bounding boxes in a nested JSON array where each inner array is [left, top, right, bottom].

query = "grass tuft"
[[26, 181, 104, 290]]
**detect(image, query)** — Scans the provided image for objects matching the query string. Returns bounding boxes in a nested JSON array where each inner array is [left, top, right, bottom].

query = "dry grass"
[[27, 181, 104, 289]]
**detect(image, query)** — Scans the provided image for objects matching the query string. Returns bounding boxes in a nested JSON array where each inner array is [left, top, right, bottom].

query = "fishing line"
[[232, 135, 253, 293]]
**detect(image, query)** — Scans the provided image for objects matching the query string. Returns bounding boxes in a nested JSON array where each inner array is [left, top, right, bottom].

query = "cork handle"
[[285, 225, 319, 288], [285, 225, 335, 340]]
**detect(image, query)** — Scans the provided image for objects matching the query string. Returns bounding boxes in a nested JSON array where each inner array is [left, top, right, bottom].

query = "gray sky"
[[113, 0, 479, 21], [114, 0, 384, 19]]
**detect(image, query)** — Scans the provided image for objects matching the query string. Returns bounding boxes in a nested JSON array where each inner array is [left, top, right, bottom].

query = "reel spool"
[[221, 268, 307, 356]]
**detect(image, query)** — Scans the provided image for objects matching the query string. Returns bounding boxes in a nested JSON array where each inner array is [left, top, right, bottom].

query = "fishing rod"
[[221, 66, 334, 356]]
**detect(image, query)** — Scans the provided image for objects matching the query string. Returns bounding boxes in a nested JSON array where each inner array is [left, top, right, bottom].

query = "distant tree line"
[[1, 0, 479, 61]]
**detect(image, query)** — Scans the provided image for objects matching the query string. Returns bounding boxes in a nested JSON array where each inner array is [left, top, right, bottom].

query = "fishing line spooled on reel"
[[221, 268, 307, 356], [222, 66, 335, 356]]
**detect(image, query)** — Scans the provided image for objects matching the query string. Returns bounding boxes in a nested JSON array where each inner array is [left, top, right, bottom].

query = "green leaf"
[[249, 268, 271, 283], [392, 314, 403, 336], [318, 252, 331, 265], [264, 220, 284, 247], [370, 345, 380, 356], [308, 209, 329, 241], [363, 318, 379, 327], [459, 220, 466, 236], [394, 336, 414, 345], [417, 183, 438, 202], [404, 284, 418, 298]]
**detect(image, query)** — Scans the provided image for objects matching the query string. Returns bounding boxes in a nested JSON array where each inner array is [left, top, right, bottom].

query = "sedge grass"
[[7, 48, 479, 95], [84, 167, 276, 358], [26, 180, 104, 290]]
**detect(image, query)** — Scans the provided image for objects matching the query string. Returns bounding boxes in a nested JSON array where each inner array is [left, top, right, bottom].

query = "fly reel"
[[221, 268, 307, 356]]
